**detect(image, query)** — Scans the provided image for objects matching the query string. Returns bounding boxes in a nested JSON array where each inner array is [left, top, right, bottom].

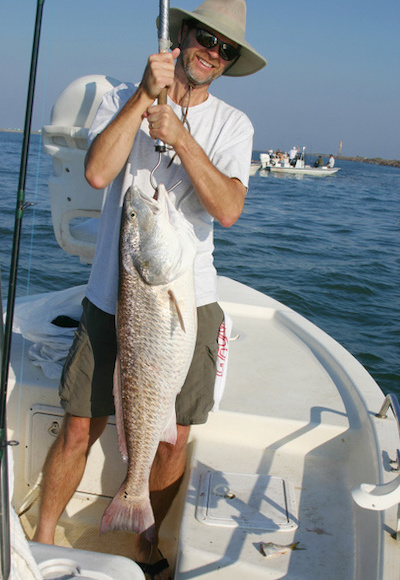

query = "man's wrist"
[[130, 84, 155, 112]]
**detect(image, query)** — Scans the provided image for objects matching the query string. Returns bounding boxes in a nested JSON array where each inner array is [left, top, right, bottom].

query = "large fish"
[[101, 184, 197, 542]]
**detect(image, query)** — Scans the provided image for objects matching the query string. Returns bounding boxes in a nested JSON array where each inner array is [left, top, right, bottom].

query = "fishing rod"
[[0, 1, 45, 578]]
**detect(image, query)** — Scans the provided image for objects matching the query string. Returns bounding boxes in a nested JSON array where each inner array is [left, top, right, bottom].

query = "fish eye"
[[129, 211, 136, 220]]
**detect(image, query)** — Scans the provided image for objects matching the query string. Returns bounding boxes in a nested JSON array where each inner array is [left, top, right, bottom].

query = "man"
[[33, 1, 266, 578], [314, 155, 324, 167], [289, 146, 299, 166], [327, 154, 335, 168]]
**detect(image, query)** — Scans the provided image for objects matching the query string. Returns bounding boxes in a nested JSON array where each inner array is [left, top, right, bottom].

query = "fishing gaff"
[[0, 1, 45, 578], [155, 0, 171, 154]]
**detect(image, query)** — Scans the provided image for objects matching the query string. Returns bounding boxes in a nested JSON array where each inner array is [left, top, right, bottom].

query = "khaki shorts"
[[59, 298, 224, 425]]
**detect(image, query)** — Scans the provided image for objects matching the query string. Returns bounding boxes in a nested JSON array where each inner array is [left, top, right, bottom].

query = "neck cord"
[[167, 84, 192, 168]]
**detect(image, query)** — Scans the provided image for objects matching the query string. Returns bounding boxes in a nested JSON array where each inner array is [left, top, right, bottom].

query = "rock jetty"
[[338, 156, 400, 168]]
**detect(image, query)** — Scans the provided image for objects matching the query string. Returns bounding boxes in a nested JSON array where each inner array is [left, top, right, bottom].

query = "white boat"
[[4, 75, 400, 579], [259, 149, 340, 176], [250, 161, 261, 176]]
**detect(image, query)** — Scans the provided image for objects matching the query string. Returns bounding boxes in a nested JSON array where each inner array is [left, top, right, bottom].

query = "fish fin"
[[113, 354, 128, 462], [160, 405, 177, 445], [168, 289, 186, 333], [101, 484, 155, 543]]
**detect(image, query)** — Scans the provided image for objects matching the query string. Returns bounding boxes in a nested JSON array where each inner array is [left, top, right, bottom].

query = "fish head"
[[120, 185, 197, 285]]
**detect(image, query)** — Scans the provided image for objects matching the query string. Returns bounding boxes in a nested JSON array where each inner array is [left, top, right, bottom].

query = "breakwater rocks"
[[337, 156, 400, 168]]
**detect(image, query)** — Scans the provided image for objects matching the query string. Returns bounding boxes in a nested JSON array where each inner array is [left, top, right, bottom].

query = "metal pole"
[[0, 1, 45, 578], [0, 439, 11, 580], [155, 0, 170, 153], [0, 265, 11, 580]]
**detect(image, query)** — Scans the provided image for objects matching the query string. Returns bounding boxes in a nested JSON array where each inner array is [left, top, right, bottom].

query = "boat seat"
[[29, 542, 145, 579], [42, 74, 121, 263]]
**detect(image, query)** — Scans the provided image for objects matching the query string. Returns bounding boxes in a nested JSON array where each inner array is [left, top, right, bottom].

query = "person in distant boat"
[[314, 155, 323, 167], [33, 1, 266, 579], [289, 146, 299, 166], [327, 154, 335, 168]]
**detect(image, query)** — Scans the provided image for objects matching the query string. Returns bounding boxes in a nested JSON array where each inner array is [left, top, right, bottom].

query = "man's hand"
[[140, 47, 180, 101], [145, 104, 186, 148]]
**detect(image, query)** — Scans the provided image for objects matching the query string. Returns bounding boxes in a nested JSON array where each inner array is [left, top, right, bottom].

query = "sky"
[[1, 0, 399, 159]]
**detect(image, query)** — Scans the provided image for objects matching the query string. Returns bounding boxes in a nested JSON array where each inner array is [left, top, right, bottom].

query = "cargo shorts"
[[59, 298, 224, 425]]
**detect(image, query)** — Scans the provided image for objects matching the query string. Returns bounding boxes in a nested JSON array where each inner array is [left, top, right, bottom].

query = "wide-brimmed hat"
[[168, 0, 267, 77]]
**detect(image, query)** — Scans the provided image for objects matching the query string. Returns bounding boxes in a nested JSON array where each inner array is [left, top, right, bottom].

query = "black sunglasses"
[[195, 27, 240, 62]]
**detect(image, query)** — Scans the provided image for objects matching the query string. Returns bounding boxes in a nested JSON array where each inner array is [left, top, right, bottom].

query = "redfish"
[[101, 184, 197, 542]]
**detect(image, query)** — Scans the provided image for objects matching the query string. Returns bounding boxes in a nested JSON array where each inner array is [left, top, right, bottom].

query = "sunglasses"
[[194, 27, 240, 62]]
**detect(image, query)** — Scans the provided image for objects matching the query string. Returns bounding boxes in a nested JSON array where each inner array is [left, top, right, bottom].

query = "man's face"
[[178, 24, 238, 87]]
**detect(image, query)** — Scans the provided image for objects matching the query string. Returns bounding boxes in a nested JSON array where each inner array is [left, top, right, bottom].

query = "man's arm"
[[174, 132, 246, 228], [147, 105, 247, 228], [84, 49, 180, 190]]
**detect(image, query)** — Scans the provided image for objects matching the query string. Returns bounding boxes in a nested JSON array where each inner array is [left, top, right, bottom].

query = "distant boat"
[[249, 161, 261, 176], [259, 148, 340, 176]]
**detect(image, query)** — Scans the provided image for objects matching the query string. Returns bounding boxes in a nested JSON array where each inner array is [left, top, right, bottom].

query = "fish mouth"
[[137, 187, 167, 215], [126, 186, 175, 224]]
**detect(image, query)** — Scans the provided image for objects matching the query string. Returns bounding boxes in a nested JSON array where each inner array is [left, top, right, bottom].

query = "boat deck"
[[7, 277, 400, 579]]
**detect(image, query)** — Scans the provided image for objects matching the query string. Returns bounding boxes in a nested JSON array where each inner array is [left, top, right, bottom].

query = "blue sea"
[[0, 131, 399, 396]]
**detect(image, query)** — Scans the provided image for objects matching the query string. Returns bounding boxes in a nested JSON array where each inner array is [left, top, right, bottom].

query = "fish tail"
[[101, 485, 155, 543]]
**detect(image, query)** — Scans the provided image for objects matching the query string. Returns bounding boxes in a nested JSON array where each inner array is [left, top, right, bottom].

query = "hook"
[[150, 152, 162, 191], [150, 152, 182, 194]]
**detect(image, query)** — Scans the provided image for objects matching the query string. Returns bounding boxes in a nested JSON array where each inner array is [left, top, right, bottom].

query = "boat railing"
[[377, 393, 400, 469], [352, 392, 400, 539], [377, 393, 400, 423]]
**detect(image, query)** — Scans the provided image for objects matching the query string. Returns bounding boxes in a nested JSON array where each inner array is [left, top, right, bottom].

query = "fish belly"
[[101, 269, 196, 541]]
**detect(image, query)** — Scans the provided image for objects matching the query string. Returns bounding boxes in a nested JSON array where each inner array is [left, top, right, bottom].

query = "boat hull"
[[268, 166, 340, 176], [249, 162, 261, 176]]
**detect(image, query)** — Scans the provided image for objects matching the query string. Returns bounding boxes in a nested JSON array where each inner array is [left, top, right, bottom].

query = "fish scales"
[[101, 184, 197, 543]]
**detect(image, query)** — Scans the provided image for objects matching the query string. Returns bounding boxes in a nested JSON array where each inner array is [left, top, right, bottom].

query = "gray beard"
[[178, 52, 220, 87]]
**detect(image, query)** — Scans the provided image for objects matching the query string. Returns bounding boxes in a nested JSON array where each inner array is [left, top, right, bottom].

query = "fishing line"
[[25, 0, 54, 295]]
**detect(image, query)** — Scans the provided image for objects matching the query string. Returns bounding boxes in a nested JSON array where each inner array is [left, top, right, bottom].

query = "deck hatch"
[[196, 471, 298, 531]]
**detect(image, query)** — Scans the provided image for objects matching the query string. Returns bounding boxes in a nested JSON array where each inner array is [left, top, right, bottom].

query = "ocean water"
[[1, 132, 399, 397]]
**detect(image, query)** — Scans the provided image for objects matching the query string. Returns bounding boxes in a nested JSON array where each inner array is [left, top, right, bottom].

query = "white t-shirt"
[[86, 82, 254, 314]]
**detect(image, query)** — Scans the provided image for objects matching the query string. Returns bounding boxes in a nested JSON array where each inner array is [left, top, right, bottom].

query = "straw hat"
[[168, 0, 267, 77]]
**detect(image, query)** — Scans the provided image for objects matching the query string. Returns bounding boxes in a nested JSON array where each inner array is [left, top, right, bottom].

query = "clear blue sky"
[[1, 0, 399, 158]]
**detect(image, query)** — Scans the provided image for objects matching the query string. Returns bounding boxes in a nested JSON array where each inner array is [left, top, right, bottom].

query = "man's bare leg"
[[33, 413, 108, 544], [134, 424, 190, 580]]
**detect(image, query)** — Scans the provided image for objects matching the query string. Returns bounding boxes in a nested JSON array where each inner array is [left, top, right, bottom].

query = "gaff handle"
[[155, 85, 168, 153], [155, 0, 170, 153]]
